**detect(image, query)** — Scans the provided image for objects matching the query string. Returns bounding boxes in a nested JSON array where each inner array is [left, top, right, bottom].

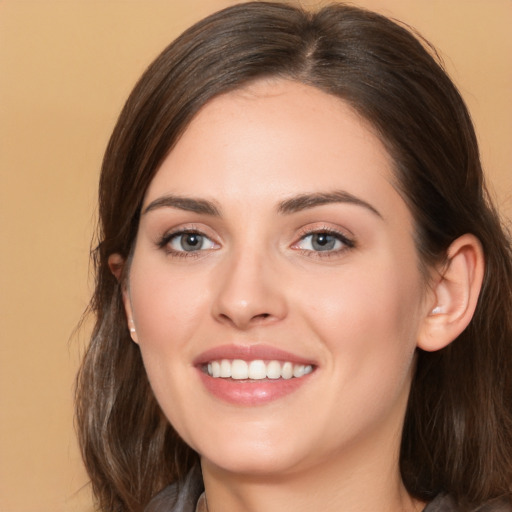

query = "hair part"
[[76, 2, 512, 510]]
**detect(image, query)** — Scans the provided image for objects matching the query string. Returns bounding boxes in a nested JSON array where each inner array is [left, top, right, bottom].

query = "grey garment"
[[145, 468, 512, 512], [424, 494, 512, 512], [144, 465, 204, 512]]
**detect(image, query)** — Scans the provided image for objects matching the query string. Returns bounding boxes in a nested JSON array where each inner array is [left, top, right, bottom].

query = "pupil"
[[182, 233, 201, 251], [312, 233, 335, 251]]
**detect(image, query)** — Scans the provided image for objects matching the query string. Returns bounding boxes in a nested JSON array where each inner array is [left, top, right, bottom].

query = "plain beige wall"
[[1, 1, 510, 511]]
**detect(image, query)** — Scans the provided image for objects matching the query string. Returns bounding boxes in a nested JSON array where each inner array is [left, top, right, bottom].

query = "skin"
[[115, 79, 481, 512]]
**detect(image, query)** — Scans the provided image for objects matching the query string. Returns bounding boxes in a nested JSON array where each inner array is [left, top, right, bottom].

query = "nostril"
[[253, 313, 271, 321], [217, 311, 272, 328]]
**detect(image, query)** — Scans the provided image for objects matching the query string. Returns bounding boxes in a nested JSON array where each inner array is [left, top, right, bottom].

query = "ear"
[[108, 253, 139, 344], [417, 234, 484, 352]]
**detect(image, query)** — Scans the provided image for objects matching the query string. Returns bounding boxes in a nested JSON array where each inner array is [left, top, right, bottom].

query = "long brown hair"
[[76, 2, 512, 510]]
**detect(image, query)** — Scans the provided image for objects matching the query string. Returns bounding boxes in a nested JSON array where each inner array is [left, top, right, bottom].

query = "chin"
[[201, 449, 304, 478], [194, 426, 316, 478]]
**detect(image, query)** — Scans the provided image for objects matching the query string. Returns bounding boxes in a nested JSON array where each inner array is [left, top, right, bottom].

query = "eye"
[[294, 230, 354, 253], [162, 230, 217, 253]]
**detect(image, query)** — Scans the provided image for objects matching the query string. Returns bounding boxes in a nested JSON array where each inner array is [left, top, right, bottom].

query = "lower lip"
[[197, 369, 313, 406]]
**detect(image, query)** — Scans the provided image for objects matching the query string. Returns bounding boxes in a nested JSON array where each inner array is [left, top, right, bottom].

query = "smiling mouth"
[[205, 359, 314, 380]]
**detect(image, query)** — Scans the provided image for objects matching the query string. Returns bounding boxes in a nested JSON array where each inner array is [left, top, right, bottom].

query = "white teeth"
[[281, 362, 293, 380], [211, 361, 221, 378], [231, 359, 249, 379], [266, 360, 281, 379], [220, 359, 232, 378], [293, 364, 305, 378], [206, 359, 313, 380], [248, 360, 267, 380]]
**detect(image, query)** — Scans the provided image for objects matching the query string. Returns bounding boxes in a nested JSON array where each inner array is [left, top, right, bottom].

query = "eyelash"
[[157, 226, 355, 259], [293, 226, 355, 258], [157, 228, 217, 258]]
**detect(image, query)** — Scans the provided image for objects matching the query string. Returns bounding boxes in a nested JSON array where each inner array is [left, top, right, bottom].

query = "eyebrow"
[[142, 190, 382, 219], [142, 195, 221, 216], [278, 190, 382, 218]]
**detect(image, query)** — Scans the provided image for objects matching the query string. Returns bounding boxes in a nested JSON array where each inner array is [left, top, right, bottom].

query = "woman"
[[76, 2, 512, 511]]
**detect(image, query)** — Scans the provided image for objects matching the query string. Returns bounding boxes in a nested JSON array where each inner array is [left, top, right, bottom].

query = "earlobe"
[[123, 295, 139, 344], [127, 315, 139, 344], [417, 234, 485, 352], [107, 253, 139, 344]]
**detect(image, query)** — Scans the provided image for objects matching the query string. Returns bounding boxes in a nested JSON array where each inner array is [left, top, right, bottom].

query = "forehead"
[[143, 79, 403, 218]]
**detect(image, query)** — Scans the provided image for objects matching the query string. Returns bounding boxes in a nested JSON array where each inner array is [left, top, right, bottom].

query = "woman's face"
[[124, 80, 431, 477]]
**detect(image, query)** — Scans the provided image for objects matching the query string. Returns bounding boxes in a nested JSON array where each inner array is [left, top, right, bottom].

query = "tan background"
[[1, 1, 510, 511]]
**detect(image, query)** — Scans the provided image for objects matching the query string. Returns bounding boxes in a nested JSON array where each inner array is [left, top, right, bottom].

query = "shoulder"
[[144, 465, 204, 512], [424, 494, 512, 512], [474, 498, 512, 512]]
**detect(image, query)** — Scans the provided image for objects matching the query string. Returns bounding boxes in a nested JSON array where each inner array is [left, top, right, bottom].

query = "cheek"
[[298, 272, 421, 448], [127, 259, 212, 437], [296, 256, 423, 385], [129, 261, 209, 351]]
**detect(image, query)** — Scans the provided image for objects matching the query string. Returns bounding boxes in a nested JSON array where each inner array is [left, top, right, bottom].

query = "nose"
[[211, 248, 288, 330]]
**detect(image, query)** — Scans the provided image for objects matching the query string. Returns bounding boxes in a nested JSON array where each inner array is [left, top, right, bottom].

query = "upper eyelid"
[[158, 226, 217, 247], [160, 223, 216, 238], [295, 233, 354, 248], [294, 224, 355, 242]]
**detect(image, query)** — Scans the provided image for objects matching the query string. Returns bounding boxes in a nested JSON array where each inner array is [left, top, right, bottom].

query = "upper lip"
[[193, 344, 316, 366]]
